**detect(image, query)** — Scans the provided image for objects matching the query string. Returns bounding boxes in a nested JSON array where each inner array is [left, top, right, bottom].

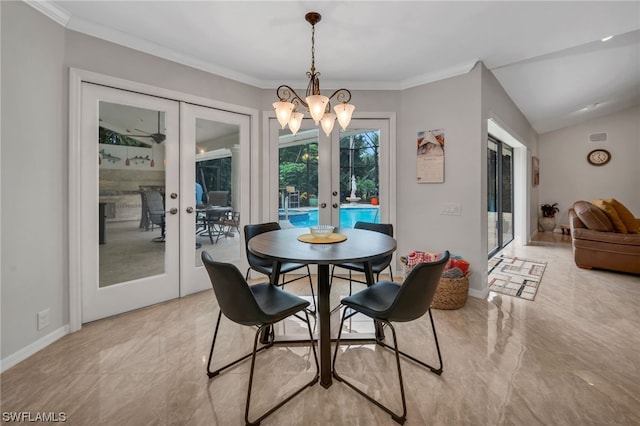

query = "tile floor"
[[1, 233, 639, 425]]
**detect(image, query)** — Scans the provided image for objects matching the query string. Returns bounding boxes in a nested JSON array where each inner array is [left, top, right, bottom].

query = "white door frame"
[[69, 68, 259, 332]]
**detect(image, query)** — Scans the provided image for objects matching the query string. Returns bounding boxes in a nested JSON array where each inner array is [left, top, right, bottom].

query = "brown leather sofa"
[[569, 200, 640, 275]]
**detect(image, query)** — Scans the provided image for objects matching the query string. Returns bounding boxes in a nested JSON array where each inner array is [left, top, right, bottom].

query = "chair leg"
[[207, 311, 272, 379], [245, 315, 319, 426], [330, 265, 336, 287], [306, 265, 317, 313], [375, 308, 443, 375], [207, 220, 214, 244], [332, 311, 407, 424]]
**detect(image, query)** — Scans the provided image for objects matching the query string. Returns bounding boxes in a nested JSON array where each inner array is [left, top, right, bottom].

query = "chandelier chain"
[[310, 23, 316, 74]]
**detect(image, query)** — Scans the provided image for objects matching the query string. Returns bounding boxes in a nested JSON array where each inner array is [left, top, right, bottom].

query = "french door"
[[488, 135, 514, 257], [180, 103, 250, 294], [80, 84, 250, 322], [81, 84, 180, 322], [268, 117, 390, 230]]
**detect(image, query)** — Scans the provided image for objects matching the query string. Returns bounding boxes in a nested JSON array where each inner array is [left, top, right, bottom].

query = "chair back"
[[387, 251, 450, 322], [201, 251, 264, 326], [244, 222, 281, 269], [354, 222, 394, 269], [207, 191, 229, 207], [144, 190, 165, 225]]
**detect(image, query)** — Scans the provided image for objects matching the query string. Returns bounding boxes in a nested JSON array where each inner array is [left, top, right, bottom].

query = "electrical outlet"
[[440, 203, 462, 216], [37, 308, 50, 331]]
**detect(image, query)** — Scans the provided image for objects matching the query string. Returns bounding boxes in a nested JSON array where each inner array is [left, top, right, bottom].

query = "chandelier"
[[273, 12, 355, 136]]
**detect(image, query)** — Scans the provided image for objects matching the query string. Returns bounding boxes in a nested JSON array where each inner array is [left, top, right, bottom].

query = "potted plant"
[[309, 194, 318, 207], [539, 203, 559, 232]]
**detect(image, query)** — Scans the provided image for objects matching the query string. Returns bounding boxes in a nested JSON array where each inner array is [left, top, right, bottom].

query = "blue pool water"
[[279, 207, 379, 228]]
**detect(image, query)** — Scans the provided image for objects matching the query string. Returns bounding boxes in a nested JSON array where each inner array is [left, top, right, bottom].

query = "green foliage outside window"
[[278, 131, 380, 206]]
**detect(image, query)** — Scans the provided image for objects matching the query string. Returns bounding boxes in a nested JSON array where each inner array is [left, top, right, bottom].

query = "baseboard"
[[468, 286, 489, 299], [0, 325, 69, 373]]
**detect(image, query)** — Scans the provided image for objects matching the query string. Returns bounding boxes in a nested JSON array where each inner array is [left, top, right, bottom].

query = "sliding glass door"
[[488, 135, 514, 257]]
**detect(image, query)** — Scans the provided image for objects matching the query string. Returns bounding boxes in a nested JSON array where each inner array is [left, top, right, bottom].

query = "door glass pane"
[[98, 102, 166, 287], [194, 118, 241, 266], [501, 145, 514, 245], [487, 139, 498, 254], [339, 128, 381, 228], [277, 129, 320, 228]]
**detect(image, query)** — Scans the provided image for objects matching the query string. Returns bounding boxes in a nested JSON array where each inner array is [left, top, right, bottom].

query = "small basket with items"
[[400, 251, 471, 310]]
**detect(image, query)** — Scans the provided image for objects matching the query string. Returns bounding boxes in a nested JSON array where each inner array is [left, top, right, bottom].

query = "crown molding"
[[27, 1, 475, 92], [24, 0, 70, 27], [66, 17, 264, 88]]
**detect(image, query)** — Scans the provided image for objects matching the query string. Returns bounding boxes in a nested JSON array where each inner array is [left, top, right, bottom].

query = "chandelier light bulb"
[[320, 113, 336, 136], [288, 111, 304, 135], [334, 103, 355, 131], [273, 101, 294, 128], [306, 95, 329, 124]]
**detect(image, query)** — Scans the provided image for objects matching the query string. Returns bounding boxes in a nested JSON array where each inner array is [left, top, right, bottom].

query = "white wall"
[[539, 105, 640, 224]]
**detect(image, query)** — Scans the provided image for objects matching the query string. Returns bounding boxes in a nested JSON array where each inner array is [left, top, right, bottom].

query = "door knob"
[[170, 193, 178, 199], [168, 208, 178, 215], [332, 203, 338, 208], [332, 191, 338, 196], [320, 203, 327, 208], [186, 206, 194, 213]]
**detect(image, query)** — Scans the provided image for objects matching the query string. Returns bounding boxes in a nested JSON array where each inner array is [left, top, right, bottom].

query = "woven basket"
[[402, 259, 470, 310], [432, 273, 470, 310]]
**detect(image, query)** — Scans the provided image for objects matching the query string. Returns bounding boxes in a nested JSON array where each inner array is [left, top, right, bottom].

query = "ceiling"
[[35, 1, 640, 134]]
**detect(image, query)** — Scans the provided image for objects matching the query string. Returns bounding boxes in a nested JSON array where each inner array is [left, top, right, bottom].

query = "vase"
[[539, 216, 556, 232]]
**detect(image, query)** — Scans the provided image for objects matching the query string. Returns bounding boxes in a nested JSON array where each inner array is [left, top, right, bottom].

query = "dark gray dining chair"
[[143, 190, 166, 242], [330, 221, 394, 293], [332, 251, 450, 425], [244, 222, 316, 312], [201, 251, 318, 425]]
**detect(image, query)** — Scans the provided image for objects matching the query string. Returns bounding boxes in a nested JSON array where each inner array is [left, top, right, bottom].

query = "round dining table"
[[248, 227, 397, 388]]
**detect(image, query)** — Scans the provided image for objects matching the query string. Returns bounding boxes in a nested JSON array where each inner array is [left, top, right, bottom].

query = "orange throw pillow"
[[592, 199, 627, 233], [608, 199, 639, 234]]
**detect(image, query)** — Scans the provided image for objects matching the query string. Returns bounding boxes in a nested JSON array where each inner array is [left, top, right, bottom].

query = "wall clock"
[[587, 149, 611, 166]]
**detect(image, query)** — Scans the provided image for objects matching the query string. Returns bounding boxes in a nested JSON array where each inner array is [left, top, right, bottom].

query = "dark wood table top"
[[248, 227, 396, 265]]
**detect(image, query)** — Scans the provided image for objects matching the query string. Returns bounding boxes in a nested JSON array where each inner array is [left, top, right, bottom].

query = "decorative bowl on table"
[[310, 225, 335, 238]]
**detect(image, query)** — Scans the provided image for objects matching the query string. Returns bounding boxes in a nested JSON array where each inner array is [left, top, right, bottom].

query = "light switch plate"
[[440, 203, 461, 216]]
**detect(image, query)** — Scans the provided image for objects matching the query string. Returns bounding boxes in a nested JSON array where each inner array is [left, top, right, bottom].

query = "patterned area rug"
[[488, 256, 547, 301]]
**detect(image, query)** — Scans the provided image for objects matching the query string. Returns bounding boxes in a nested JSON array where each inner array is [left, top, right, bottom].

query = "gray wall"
[[480, 62, 539, 239], [1, 1, 540, 364], [1, 1, 67, 359], [397, 66, 485, 292], [539, 105, 640, 224]]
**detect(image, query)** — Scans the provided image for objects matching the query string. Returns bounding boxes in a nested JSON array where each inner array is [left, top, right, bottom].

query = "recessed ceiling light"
[[601, 35, 613, 42]]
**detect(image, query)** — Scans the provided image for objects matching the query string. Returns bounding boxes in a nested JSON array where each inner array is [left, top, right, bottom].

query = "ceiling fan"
[[125, 111, 166, 144]]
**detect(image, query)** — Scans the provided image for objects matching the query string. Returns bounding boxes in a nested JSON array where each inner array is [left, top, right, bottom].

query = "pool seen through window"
[[279, 206, 379, 228]]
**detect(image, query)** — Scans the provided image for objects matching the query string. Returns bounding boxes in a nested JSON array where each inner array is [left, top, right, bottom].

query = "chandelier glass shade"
[[273, 12, 355, 136]]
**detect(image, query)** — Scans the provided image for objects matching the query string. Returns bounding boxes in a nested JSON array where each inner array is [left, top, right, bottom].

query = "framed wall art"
[[416, 129, 445, 183]]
